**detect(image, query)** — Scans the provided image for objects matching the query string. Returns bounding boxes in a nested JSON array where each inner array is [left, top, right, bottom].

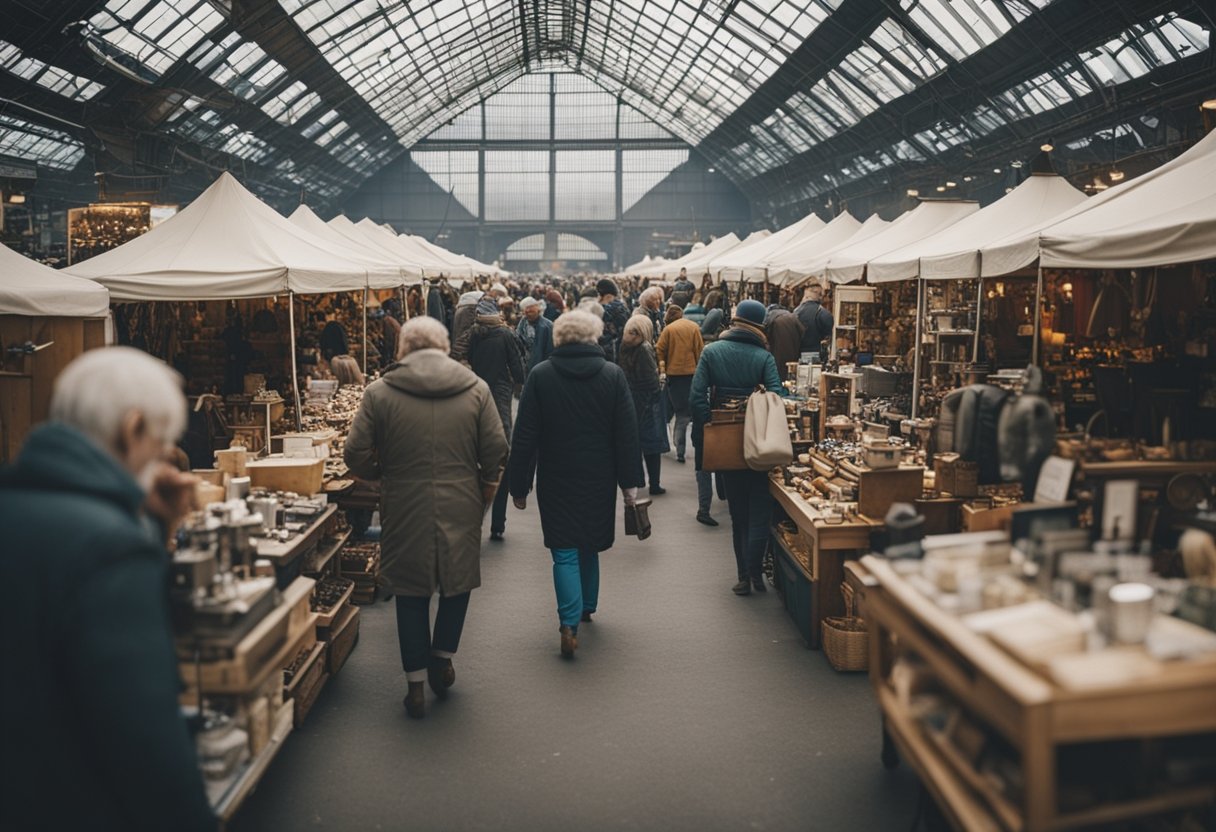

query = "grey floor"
[[232, 451, 920, 831]]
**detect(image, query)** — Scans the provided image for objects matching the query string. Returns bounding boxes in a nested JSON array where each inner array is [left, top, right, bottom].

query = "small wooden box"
[[285, 641, 328, 727], [246, 456, 325, 495], [961, 502, 1015, 532], [324, 605, 360, 676], [857, 466, 923, 519]]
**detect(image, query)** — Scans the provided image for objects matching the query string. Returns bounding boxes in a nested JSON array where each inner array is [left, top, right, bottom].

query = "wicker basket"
[[822, 583, 869, 672]]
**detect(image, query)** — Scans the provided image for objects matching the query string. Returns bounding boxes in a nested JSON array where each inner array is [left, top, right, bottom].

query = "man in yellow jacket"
[[655, 306, 705, 467]]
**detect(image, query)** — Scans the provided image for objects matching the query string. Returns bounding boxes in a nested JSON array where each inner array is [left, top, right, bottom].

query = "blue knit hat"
[[734, 299, 767, 326], [476, 296, 500, 316]]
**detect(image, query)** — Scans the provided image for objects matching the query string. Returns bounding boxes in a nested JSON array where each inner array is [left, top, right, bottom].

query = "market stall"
[[710, 211, 825, 284], [637, 233, 741, 279], [0, 242, 109, 461]]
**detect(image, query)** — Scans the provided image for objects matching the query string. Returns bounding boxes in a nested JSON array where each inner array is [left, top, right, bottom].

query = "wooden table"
[[859, 555, 1216, 831], [769, 477, 880, 648]]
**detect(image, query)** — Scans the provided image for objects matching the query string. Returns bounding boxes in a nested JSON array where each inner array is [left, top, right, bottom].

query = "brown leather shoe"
[[560, 625, 578, 658], [404, 681, 426, 719], [428, 658, 455, 700], [580, 611, 593, 623]]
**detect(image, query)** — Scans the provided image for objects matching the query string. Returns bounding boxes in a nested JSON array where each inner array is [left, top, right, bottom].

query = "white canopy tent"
[[347, 218, 474, 278], [771, 213, 893, 286], [868, 175, 1088, 283], [638, 235, 737, 279], [623, 254, 666, 274], [825, 200, 980, 285], [710, 213, 825, 283], [760, 213, 864, 286], [1033, 129, 1216, 270], [396, 228, 503, 278], [694, 231, 771, 283], [326, 214, 431, 273], [289, 205, 424, 284], [1, 243, 109, 317], [66, 173, 404, 300]]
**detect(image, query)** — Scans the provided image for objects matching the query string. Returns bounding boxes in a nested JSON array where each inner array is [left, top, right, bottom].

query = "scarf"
[[729, 318, 769, 348], [477, 314, 505, 328]]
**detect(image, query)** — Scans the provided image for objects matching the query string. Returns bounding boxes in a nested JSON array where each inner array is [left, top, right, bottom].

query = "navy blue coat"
[[0, 424, 215, 832], [518, 315, 555, 372], [508, 344, 643, 551]]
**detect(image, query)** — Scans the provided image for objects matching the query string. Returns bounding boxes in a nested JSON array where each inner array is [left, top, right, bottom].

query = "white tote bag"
[[743, 390, 793, 470]]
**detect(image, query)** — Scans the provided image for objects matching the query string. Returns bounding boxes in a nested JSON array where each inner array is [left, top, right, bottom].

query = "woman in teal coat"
[[690, 299, 783, 596]]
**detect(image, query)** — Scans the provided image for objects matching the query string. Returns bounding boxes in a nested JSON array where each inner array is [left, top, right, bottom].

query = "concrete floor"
[[232, 451, 919, 831]]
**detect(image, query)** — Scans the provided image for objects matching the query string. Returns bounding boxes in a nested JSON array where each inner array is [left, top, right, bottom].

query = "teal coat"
[[0, 424, 215, 832], [689, 328, 784, 470]]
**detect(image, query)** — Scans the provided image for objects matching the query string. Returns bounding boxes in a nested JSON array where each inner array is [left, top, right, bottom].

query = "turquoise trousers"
[[551, 548, 599, 629]]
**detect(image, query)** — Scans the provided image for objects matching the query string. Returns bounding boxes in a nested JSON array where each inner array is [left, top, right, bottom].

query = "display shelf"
[[256, 504, 337, 564], [311, 580, 354, 629], [861, 555, 1216, 831], [210, 699, 294, 821], [302, 527, 352, 576]]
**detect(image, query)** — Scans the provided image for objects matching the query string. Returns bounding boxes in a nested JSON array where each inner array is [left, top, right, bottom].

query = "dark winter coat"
[[689, 328, 784, 470], [794, 299, 834, 356], [670, 278, 696, 309], [517, 315, 555, 372], [620, 340, 670, 455], [765, 308, 805, 380], [599, 298, 630, 362], [683, 303, 708, 326], [0, 424, 215, 832], [467, 320, 526, 435], [508, 343, 643, 552], [345, 350, 509, 596], [320, 319, 349, 360]]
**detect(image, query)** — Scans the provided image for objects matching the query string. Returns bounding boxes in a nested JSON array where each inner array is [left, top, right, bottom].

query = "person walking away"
[[544, 288, 565, 322], [671, 267, 696, 309], [597, 278, 630, 362], [508, 310, 642, 658], [450, 290, 484, 362], [690, 300, 784, 594], [517, 296, 554, 372], [0, 347, 215, 832], [467, 296, 526, 542], [345, 318, 509, 719], [765, 304, 805, 381], [655, 306, 704, 467], [794, 283, 834, 360], [380, 299, 403, 369], [619, 316, 669, 496]]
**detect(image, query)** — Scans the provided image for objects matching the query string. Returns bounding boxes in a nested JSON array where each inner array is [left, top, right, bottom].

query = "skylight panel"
[[92, 0, 225, 78], [0, 114, 86, 170], [0, 40, 105, 101], [899, 0, 1015, 61]]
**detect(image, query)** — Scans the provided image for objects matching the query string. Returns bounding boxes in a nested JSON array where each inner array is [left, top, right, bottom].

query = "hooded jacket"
[[0, 423, 215, 832], [508, 343, 642, 552], [345, 350, 509, 596]]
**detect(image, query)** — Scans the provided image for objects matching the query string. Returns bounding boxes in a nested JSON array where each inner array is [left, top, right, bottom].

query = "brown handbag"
[[701, 408, 749, 471], [624, 498, 652, 540]]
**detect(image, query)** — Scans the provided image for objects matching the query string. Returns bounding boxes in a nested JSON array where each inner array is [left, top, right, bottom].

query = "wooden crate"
[[324, 605, 360, 676], [179, 578, 315, 695], [246, 456, 325, 495], [858, 466, 924, 519], [284, 641, 328, 727]]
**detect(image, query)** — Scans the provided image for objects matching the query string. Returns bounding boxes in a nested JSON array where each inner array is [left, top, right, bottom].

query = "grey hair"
[[639, 286, 664, 307], [397, 316, 451, 359], [520, 296, 542, 312], [554, 310, 604, 347], [576, 298, 604, 319], [623, 314, 653, 342], [50, 346, 186, 453]]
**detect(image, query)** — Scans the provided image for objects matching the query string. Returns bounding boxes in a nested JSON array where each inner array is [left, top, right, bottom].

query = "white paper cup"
[[1108, 582, 1155, 645]]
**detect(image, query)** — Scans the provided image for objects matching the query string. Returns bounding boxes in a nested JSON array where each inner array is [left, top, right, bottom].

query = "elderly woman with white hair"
[[345, 317, 509, 718], [0, 347, 215, 832], [508, 310, 643, 659], [637, 285, 667, 341]]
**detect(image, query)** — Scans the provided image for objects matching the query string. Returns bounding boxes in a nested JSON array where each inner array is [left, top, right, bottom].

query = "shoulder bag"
[[743, 389, 793, 470]]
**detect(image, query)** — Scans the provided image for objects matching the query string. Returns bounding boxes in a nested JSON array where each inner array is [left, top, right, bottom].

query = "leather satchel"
[[702, 408, 748, 471], [743, 390, 794, 470], [624, 498, 652, 540]]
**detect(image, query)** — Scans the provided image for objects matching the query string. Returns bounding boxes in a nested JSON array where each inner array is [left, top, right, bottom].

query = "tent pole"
[[1032, 265, 1044, 366], [911, 278, 925, 422], [362, 285, 369, 377], [973, 277, 984, 364], [287, 291, 303, 430]]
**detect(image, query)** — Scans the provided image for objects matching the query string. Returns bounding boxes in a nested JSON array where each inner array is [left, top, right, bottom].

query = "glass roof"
[[0, 40, 105, 102], [504, 233, 608, 262], [0, 114, 87, 170]]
